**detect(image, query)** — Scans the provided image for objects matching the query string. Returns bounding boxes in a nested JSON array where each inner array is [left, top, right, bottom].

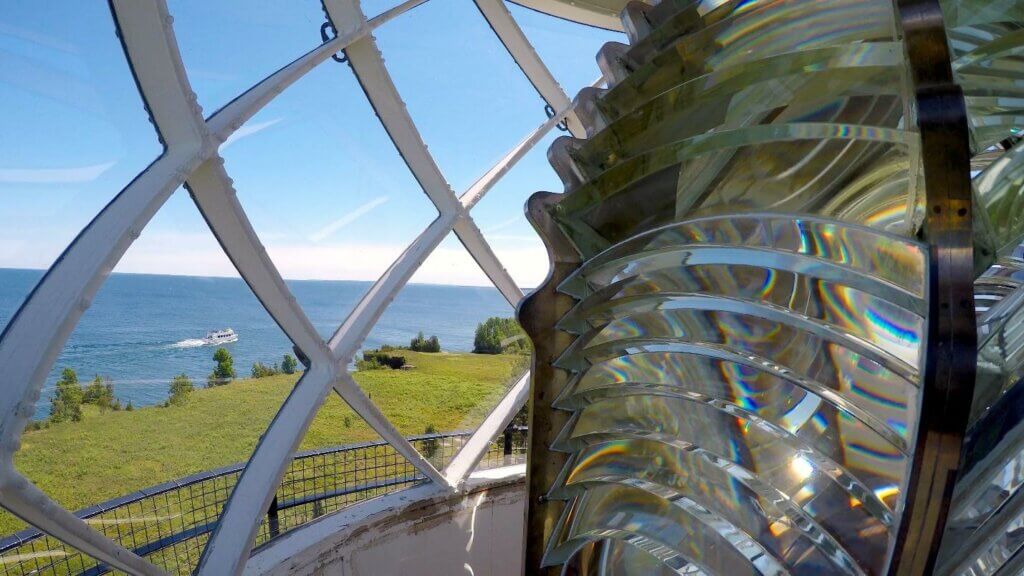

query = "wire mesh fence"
[[0, 427, 528, 576]]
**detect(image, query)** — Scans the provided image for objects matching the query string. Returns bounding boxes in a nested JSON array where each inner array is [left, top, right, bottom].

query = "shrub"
[[356, 357, 385, 371], [422, 424, 439, 459], [360, 349, 406, 370], [125, 401, 134, 411], [83, 376, 121, 412], [168, 373, 194, 406], [281, 354, 298, 375], [207, 347, 236, 387], [50, 368, 83, 423], [250, 361, 280, 379], [473, 317, 531, 355], [409, 332, 441, 353]]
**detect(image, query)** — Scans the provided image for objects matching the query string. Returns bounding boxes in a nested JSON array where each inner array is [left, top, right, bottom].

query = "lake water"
[[0, 268, 515, 419]]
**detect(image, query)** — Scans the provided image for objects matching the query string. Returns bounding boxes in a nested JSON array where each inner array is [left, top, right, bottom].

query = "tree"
[[409, 332, 441, 353], [125, 400, 134, 411], [83, 376, 120, 411], [106, 383, 121, 410], [473, 317, 531, 355], [50, 368, 83, 423], [207, 347, 236, 387], [281, 354, 298, 375], [250, 361, 279, 378], [167, 373, 194, 406]]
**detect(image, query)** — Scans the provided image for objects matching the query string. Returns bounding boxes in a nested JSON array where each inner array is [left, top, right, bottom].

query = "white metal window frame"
[[0, 0, 598, 574]]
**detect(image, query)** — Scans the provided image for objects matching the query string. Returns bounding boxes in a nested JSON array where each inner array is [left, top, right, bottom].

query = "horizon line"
[[0, 266, 534, 291]]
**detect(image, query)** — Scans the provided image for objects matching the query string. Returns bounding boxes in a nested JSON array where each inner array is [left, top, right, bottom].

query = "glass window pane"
[[358, 234, 529, 440], [374, 1, 545, 193], [219, 63, 439, 335], [507, 2, 625, 96], [3, 189, 293, 575], [0, 1, 162, 333], [167, 0, 325, 114], [469, 130, 562, 291]]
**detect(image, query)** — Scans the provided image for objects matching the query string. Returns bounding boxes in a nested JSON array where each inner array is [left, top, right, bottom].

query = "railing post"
[[503, 424, 514, 466], [267, 495, 280, 539]]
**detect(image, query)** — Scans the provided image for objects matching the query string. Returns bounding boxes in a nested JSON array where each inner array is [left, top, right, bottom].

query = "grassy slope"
[[1, 351, 524, 536]]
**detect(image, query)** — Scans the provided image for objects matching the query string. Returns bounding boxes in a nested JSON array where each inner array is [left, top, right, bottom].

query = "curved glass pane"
[[2, 189, 290, 574], [0, 1, 162, 334], [359, 234, 528, 443], [374, 0, 544, 193], [469, 130, 562, 291], [219, 62, 439, 332], [507, 2, 625, 96], [166, 0, 325, 115]]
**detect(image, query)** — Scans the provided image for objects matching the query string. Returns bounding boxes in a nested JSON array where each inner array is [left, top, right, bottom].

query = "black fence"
[[0, 427, 527, 576]]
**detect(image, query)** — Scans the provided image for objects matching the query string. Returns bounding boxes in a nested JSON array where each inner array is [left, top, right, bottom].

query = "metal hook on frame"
[[320, 21, 348, 63], [544, 104, 569, 132]]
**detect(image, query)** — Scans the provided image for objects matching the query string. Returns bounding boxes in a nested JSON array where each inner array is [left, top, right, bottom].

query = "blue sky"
[[0, 1, 621, 287]]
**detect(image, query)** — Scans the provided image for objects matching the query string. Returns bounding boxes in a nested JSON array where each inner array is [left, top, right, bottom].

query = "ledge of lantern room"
[[245, 465, 527, 576]]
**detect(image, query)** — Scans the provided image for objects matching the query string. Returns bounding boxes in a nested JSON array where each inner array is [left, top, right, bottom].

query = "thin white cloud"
[[220, 118, 283, 150], [309, 196, 390, 242], [0, 161, 114, 184], [0, 22, 80, 53], [482, 215, 522, 235]]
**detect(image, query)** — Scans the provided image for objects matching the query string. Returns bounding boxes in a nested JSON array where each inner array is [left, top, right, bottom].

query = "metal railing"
[[0, 427, 528, 576]]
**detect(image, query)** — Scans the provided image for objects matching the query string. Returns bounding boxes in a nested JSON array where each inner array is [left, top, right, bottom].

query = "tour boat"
[[203, 328, 237, 345]]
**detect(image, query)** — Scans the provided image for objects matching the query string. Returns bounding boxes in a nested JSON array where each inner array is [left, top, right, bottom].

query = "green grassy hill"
[[1, 351, 525, 536]]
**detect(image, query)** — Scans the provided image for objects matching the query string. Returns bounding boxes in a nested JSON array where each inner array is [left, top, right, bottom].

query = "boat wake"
[[170, 339, 207, 348]]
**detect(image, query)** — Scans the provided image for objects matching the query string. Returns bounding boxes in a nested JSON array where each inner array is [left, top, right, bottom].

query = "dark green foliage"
[[26, 420, 47, 432], [168, 373, 194, 407], [512, 405, 528, 428], [207, 347, 236, 387], [82, 376, 104, 405], [422, 424, 439, 459], [83, 376, 121, 412], [50, 368, 83, 423], [409, 332, 441, 353], [125, 401, 134, 411], [473, 317, 531, 355], [281, 354, 298, 375], [358, 349, 407, 370], [250, 361, 280, 379], [355, 357, 384, 371]]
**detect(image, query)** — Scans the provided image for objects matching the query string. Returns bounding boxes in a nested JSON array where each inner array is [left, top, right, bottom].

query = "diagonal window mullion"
[[443, 370, 531, 485], [331, 373, 447, 485], [325, 0, 461, 217], [326, 0, 525, 307], [327, 215, 455, 357], [452, 218, 525, 307], [195, 365, 336, 576], [475, 0, 586, 137], [0, 0, 211, 574], [202, 0, 429, 145]]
